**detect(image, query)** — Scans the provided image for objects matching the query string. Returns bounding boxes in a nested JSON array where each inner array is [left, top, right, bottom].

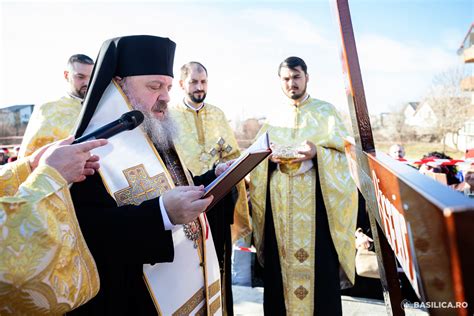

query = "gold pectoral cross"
[[208, 137, 232, 163]]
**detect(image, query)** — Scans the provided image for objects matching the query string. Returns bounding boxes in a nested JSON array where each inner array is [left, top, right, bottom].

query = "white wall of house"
[[0, 105, 33, 125], [404, 102, 438, 128], [445, 119, 474, 151], [19, 107, 32, 124], [403, 105, 416, 120]]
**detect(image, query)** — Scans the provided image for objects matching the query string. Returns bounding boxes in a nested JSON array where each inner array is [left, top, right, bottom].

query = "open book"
[[203, 132, 271, 210]]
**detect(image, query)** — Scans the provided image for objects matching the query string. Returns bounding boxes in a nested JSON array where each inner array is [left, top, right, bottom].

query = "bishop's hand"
[[162, 185, 214, 225], [215, 159, 234, 176]]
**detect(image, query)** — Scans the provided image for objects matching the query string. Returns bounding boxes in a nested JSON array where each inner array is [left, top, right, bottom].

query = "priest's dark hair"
[[180, 61, 208, 81], [67, 54, 94, 67], [278, 56, 308, 76]]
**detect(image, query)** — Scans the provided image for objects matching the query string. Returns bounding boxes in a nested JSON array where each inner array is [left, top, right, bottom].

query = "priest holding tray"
[[250, 56, 358, 315], [68, 35, 235, 315]]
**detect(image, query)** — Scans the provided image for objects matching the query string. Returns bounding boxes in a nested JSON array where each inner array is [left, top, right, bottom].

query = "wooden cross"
[[114, 164, 171, 206], [209, 137, 232, 162], [335, 1, 474, 315]]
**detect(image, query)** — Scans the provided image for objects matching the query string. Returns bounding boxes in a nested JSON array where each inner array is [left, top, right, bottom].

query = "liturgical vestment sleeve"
[[0, 158, 100, 314]]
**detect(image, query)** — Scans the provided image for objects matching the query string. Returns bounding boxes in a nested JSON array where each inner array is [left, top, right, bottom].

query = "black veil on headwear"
[[74, 35, 176, 137]]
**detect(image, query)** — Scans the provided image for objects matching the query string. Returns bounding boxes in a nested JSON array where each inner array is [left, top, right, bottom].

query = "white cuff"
[[160, 196, 176, 230], [297, 159, 314, 175]]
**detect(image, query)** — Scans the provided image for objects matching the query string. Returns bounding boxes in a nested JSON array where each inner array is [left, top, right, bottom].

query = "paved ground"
[[232, 285, 429, 316]]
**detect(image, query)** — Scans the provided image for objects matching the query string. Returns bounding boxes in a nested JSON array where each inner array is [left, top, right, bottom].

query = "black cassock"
[[69, 151, 235, 315], [205, 183, 236, 316], [260, 159, 342, 316]]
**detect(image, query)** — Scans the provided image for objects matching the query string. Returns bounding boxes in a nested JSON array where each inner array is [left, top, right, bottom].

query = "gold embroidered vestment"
[[0, 159, 99, 314], [249, 98, 358, 314]]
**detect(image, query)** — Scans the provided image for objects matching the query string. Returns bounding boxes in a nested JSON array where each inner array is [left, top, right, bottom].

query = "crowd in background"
[[388, 143, 474, 198]]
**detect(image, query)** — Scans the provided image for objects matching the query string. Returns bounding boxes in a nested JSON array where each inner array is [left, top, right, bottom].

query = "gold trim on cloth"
[[199, 215, 210, 312], [249, 98, 358, 314], [209, 296, 222, 315], [167, 277, 222, 316], [192, 109, 206, 146], [195, 304, 206, 316], [169, 279, 222, 316], [172, 287, 205, 316], [208, 279, 221, 298]]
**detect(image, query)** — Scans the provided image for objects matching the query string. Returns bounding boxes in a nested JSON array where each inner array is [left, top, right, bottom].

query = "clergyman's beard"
[[290, 86, 306, 100], [122, 85, 177, 151], [73, 85, 88, 99], [188, 91, 206, 104], [289, 83, 306, 100], [140, 108, 178, 151]]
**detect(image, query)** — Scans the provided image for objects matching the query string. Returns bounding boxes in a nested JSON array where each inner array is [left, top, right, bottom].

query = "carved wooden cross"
[[114, 164, 170, 206], [336, 1, 474, 314], [209, 137, 232, 162]]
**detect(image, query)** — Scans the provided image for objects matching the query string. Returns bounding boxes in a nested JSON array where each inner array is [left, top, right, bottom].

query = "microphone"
[[72, 110, 145, 144]]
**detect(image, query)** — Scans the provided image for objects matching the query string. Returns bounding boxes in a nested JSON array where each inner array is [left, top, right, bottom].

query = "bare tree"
[[372, 103, 416, 144], [425, 67, 471, 152], [0, 112, 15, 138], [388, 104, 413, 143]]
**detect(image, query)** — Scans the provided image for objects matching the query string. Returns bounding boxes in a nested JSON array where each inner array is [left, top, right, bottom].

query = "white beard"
[[139, 109, 178, 151], [122, 82, 177, 151]]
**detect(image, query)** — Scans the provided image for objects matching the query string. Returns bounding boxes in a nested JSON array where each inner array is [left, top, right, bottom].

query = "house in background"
[[1, 104, 34, 124], [0, 104, 34, 144], [445, 115, 474, 153], [458, 23, 474, 105], [402, 98, 472, 149], [403, 102, 420, 121], [404, 101, 438, 131]]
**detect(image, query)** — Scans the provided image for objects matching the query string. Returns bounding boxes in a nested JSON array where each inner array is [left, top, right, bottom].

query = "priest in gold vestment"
[[19, 54, 94, 158], [0, 137, 107, 314], [170, 61, 252, 315], [250, 57, 357, 315]]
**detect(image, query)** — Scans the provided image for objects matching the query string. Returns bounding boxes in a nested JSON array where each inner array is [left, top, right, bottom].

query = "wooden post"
[[335, 1, 474, 315], [334, 1, 404, 314]]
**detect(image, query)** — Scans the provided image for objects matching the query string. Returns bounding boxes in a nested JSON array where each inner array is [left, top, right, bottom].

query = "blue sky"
[[0, 0, 472, 122]]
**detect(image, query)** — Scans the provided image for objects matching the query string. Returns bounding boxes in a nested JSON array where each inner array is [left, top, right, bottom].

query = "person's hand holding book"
[[215, 159, 235, 176]]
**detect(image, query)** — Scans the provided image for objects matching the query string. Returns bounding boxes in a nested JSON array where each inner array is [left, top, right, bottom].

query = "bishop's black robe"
[[205, 185, 237, 315], [68, 149, 234, 315]]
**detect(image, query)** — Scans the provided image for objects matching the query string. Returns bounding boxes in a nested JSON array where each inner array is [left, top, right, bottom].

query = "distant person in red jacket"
[[0, 149, 7, 165], [7, 146, 20, 163]]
